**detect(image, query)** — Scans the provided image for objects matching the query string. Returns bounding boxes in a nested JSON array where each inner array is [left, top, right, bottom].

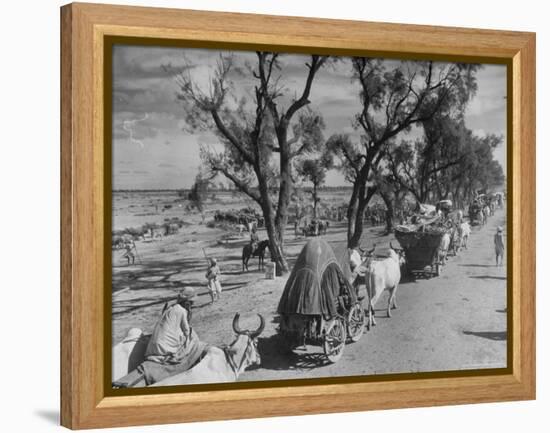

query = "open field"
[[112, 191, 507, 381]]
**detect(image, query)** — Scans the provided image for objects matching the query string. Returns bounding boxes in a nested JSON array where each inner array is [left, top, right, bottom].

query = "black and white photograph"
[[110, 45, 508, 389]]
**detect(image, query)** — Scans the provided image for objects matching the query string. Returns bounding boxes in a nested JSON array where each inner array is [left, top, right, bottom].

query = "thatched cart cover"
[[277, 239, 355, 317]]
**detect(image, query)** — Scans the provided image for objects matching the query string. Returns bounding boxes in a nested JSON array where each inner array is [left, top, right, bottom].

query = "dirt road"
[[112, 208, 507, 382]]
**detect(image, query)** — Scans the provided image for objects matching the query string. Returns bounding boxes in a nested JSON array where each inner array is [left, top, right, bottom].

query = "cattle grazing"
[[112, 314, 265, 386], [364, 243, 405, 329]]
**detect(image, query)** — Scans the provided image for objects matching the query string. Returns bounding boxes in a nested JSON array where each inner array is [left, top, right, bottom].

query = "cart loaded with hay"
[[394, 215, 447, 277]]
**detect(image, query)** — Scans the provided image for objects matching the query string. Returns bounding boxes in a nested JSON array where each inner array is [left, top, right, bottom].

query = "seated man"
[[113, 287, 205, 388], [249, 226, 259, 251]]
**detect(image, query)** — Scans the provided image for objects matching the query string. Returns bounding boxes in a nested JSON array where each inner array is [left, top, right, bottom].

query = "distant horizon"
[[113, 185, 357, 193]]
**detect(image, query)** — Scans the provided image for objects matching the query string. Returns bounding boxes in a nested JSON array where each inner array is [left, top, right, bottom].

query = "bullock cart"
[[394, 227, 446, 277], [276, 239, 365, 363]]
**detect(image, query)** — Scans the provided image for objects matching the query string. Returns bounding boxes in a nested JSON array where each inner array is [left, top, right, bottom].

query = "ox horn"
[[390, 242, 396, 251], [232, 313, 244, 335], [249, 314, 265, 339]]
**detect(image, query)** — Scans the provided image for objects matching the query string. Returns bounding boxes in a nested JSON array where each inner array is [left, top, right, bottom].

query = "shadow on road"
[[469, 275, 506, 280], [258, 334, 331, 371], [463, 330, 507, 341]]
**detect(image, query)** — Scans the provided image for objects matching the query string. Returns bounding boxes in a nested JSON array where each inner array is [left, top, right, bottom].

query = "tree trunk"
[[346, 182, 362, 248], [380, 191, 394, 234], [259, 197, 288, 275], [347, 182, 376, 249], [273, 147, 292, 274], [313, 183, 318, 219]]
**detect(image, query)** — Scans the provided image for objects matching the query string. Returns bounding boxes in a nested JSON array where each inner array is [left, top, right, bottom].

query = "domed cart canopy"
[[277, 239, 356, 318]]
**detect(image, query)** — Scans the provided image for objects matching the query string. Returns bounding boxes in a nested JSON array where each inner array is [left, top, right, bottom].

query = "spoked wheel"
[[323, 318, 347, 363], [347, 303, 366, 342]]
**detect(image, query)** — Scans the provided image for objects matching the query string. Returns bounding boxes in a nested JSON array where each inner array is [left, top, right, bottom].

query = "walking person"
[[205, 258, 222, 303], [494, 226, 505, 266], [122, 241, 135, 265]]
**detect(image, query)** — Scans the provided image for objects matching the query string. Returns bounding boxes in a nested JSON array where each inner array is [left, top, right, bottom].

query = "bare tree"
[[172, 53, 329, 273]]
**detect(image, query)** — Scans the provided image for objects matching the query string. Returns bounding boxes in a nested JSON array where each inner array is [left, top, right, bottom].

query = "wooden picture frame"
[[61, 2, 535, 429]]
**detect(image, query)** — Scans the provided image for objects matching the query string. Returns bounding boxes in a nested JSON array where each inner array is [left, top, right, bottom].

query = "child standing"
[[494, 226, 505, 266], [205, 258, 222, 303]]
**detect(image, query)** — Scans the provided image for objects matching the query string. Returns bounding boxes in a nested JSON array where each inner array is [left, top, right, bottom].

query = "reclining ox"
[[364, 244, 405, 329], [112, 313, 264, 386]]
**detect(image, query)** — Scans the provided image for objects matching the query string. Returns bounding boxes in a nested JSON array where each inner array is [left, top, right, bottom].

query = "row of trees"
[[169, 53, 503, 273]]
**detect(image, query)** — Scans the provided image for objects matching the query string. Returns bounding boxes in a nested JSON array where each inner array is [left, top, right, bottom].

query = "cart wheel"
[[347, 304, 365, 342], [323, 318, 347, 363]]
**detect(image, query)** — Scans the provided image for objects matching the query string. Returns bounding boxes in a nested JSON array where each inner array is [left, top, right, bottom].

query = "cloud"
[[111, 45, 507, 188]]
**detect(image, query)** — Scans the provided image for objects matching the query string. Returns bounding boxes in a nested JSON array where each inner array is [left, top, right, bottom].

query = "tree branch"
[[210, 163, 261, 204], [210, 109, 255, 165]]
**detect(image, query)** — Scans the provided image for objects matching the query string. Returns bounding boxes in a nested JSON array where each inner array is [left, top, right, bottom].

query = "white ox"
[[348, 245, 376, 299], [458, 221, 471, 250], [484, 205, 491, 222], [364, 244, 405, 329], [112, 313, 264, 387], [348, 244, 376, 273], [438, 232, 451, 264]]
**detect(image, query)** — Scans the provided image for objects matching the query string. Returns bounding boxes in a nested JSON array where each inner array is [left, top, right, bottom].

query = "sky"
[[112, 45, 507, 190]]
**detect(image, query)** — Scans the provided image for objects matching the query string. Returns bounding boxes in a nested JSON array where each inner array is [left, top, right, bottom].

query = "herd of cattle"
[[213, 208, 265, 227], [112, 217, 185, 249]]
